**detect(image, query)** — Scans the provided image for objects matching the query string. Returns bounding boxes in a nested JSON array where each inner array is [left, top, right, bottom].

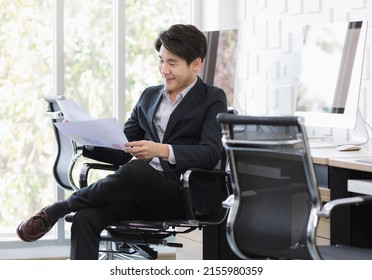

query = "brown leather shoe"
[[16, 209, 57, 242]]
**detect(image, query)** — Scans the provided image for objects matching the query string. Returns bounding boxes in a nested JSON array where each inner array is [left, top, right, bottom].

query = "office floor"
[[36, 223, 327, 260], [175, 228, 203, 260]]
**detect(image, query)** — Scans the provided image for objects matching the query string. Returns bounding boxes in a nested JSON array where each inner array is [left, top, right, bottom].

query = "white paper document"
[[56, 98, 94, 122], [54, 98, 128, 150]]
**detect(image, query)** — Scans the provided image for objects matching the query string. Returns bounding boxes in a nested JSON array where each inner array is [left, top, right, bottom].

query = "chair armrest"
[[180, 168, 229, 222], [317, 195, 372, 218], [79, 162, 119, 188], [182, 168, 228, 183]]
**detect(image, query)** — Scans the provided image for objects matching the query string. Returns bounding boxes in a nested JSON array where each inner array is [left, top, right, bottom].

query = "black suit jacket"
[[83, 77, 228, 215]]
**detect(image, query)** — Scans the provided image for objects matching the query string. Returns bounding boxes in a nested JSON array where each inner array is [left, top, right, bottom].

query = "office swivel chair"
[[217, 113, 372, 260], [44, 96, 82, 191], [44, 95, 231, 260]]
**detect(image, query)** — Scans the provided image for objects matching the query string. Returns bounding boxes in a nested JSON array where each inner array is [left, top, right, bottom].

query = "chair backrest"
[[217, 113, 322, 259], [44, 95, 81, 191]]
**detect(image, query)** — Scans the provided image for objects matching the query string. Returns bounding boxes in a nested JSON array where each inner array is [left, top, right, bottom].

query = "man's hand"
[[124, 140, 169, 160]]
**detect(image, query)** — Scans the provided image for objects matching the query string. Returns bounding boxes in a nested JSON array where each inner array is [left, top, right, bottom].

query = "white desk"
[[310, 142, 372, 248], [310, 142, 372, 165]]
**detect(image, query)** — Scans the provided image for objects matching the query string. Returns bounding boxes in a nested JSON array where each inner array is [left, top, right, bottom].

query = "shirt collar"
[[162, 78, 198, 100]]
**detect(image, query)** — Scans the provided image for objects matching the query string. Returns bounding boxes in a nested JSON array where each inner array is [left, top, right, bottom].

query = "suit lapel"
[[163, 78, 205, 142], [146, 88, 163, 142]]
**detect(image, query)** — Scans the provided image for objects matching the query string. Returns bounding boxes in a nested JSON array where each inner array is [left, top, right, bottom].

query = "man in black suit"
[[16, 24, 227, 259]]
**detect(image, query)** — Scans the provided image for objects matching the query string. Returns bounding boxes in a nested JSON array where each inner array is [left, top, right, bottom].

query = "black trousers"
[[67, 159, 184, 260]]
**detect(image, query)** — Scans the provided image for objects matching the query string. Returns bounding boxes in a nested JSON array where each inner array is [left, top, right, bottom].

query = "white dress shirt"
[[149, 79, 197, 172]]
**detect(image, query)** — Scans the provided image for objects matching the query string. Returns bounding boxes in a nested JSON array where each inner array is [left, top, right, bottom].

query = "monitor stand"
[[308, 109, 369, 148]]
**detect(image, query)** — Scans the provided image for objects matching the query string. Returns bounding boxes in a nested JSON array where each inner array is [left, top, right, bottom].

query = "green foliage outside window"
[[0, 0, 189, 239]]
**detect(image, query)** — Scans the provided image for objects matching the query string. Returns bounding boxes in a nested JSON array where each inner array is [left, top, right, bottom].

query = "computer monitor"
[[295, 21, 368, 146], [199, 29, 238, 107]]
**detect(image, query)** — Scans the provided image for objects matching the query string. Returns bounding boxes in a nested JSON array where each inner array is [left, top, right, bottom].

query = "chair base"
[[99, 225, 191, 260]]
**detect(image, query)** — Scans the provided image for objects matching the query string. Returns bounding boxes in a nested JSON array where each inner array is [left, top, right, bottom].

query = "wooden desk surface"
[[328, 157, 372, 173], [309, 142, 372, 248], [310, 142, 372, 165]]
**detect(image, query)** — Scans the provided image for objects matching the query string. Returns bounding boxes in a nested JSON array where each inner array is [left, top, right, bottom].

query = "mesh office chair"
[[44, 95, 82, 191], [78, 159, 230, 260], [44, 95, 231, 260], [217, 113, 372, 260]]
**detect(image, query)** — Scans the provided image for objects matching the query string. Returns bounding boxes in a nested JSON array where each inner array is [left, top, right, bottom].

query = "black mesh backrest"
[[217, 114, 322, 259], [44, 96, 77, 191]]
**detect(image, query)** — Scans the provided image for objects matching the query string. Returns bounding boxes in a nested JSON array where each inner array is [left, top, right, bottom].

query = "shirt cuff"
[[167, 144, 176, 164]]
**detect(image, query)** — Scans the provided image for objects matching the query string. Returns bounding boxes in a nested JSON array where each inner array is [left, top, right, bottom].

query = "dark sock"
[[43, 200, 70, 222]]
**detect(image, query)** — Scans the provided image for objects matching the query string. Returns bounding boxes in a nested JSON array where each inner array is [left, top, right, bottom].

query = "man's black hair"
[[155, 24, 207, 65]]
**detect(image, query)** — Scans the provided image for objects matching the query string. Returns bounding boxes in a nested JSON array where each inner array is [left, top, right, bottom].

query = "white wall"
[[199, 0, 372, 133], [197, 0, 238, 31]]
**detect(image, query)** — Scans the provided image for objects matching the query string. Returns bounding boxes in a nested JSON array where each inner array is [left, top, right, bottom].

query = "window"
[[64, 0, 114, 119], [124, 0, 191, 116], [0, 0, 54, 240], [0, 0, 190, 259]]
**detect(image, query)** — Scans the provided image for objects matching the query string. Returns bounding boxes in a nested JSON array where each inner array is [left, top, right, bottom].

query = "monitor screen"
[[295, 21, 367, 130], [198, 29, 238, 107]]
